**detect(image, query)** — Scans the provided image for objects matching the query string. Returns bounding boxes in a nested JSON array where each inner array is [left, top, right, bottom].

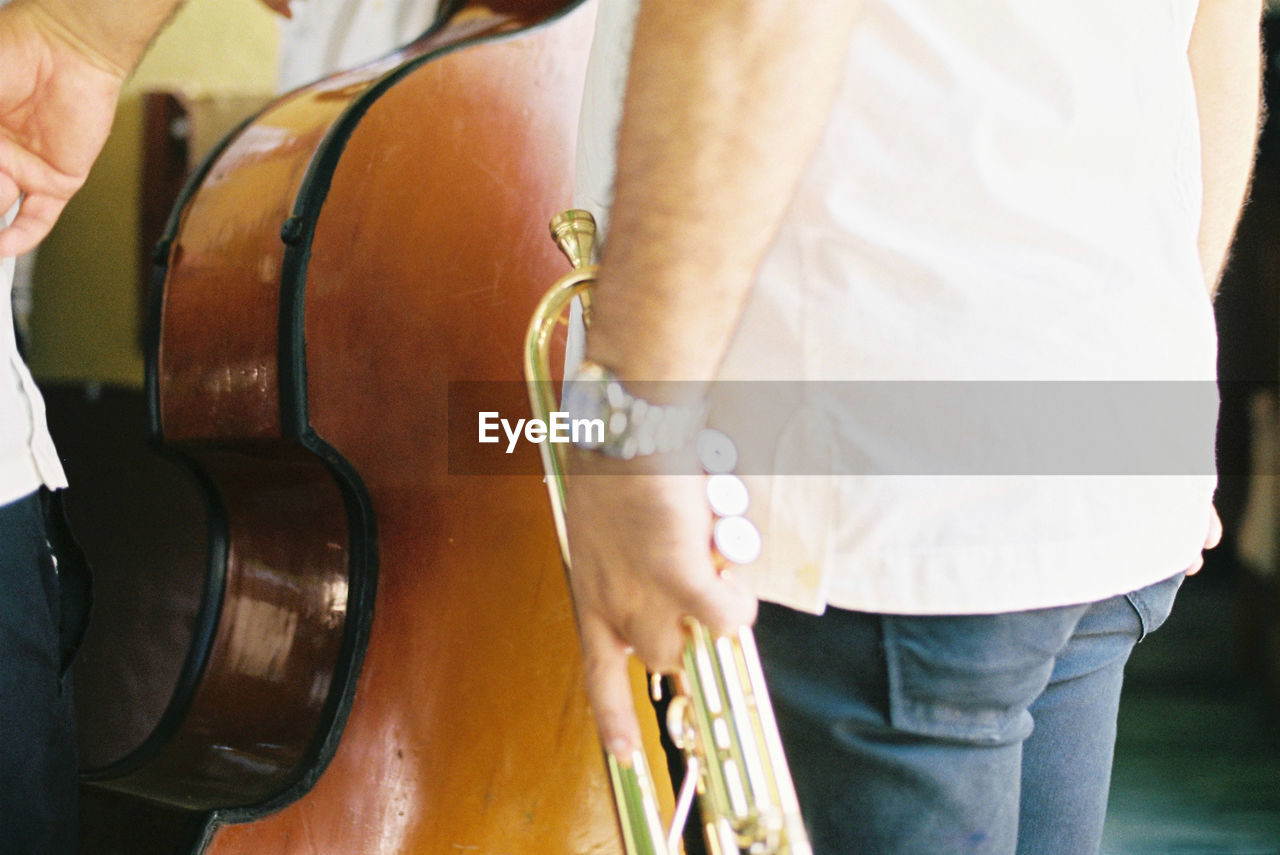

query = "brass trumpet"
[[523, 210, 812, 855]]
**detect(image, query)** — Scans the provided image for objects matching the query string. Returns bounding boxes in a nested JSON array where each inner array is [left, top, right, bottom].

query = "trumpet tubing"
[[523, 210, 812, 855]]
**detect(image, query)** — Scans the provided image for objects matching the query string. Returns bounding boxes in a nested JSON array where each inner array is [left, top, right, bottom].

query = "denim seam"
[[1123, 592, 1151, 642]]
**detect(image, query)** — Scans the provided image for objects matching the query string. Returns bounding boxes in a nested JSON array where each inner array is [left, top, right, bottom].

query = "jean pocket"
[[1124, 572, 1184, 642], [880, 608, 1083, 746]]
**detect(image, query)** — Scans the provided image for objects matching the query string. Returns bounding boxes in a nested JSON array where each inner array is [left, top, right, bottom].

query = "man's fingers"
[[676, 560, 758, 638], [617, 606, 686, 673], [1188, 507, 1224, 576], [0, 174, 18, 222], [1204, 507, 1223, 550], [613, 555, 758, 669], [665, 537, 752, 637], [580, 618, 645, 760], [0, 131, 92, 257], [0, 140, 78, 256], [0, 194, 61, 257], [258, 0, 294, 18]]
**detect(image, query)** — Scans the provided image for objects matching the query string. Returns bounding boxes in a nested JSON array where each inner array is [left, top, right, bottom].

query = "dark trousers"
[[0, 490, 85, 855]]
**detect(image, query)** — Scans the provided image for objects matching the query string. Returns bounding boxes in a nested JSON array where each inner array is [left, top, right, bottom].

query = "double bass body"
[[77, 1, 637, 851]]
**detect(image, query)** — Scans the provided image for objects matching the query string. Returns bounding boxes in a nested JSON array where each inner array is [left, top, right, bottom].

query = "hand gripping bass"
[[523, 210, 812, 855]]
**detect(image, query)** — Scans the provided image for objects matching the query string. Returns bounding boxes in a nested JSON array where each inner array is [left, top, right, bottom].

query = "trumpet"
[[523, 210, 812, 855]]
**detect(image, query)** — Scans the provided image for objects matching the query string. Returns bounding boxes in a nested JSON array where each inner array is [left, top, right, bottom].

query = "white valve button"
[[696, 428, 738, 474], [706, 473, 750, 518], [713, 516, 762, 565]]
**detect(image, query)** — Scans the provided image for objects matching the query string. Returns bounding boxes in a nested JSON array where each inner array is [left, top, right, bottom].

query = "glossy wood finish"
[[204, 7, 623, 843], [86, 444, 353, 809], [79, 1, 662, 852]]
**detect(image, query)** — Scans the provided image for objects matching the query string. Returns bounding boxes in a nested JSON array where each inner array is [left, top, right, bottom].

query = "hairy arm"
[[0, 0, 186, 255], [1189, 0, 1264, 295], [587, 1, 862, 381], [566, 0, 862, 757]]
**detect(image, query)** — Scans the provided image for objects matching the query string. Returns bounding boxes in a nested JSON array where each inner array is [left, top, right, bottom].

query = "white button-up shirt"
[[576, 0, 1218, 616], [2, 202, 68, 506]]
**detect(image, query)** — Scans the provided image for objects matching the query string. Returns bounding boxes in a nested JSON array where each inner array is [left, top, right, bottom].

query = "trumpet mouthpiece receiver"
[[550, 209, 597, 271]]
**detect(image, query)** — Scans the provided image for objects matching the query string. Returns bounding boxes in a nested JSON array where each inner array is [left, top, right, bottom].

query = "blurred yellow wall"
[[26, 0, 280, 387]]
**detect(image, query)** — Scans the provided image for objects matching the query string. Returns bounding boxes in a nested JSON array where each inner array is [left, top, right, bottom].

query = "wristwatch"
[[562, 359, 708, 460], [564, 361, 762, 563]]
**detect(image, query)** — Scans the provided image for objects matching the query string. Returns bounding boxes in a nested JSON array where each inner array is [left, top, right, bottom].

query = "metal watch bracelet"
[[562, 359, 709, 460]]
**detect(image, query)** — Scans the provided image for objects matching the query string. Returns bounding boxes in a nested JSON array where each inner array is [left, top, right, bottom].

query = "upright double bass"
[[75, 1, 672, 851]]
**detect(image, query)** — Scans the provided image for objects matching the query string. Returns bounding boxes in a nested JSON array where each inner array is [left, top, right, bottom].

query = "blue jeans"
[[754, 573, 1183, 855]]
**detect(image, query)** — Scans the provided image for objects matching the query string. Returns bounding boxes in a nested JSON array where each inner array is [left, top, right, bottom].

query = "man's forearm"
[[17, 0, 184, 76], [1190, 0, 1264, 295], [585, 0, 863, 389]]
